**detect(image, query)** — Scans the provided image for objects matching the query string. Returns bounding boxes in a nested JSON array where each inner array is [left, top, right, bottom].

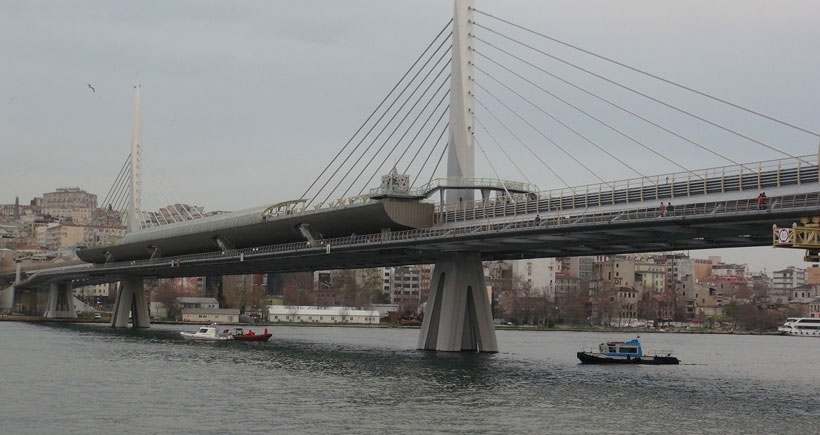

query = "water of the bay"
[[1, 322, 818, 434]]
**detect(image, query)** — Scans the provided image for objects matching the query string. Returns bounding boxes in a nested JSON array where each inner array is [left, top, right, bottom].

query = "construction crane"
[[773, 217, 820, 262]]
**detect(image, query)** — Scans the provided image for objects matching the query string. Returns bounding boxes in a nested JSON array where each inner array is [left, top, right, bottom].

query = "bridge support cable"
[[324, 50, 452, 205], [403, 105, 449, 175], [471, 79, 609, 186], [300, 20, 453, 209], [472, 134, 513, 201], [472, 96, 570, 189], [473, 41, 748, 171], [427, 137, 450, 185], [363, 91, 451, 193], [109, 173, 133, 224], [471, 21, 810, 164], [100, 155, 131, 210], [43, 282, 76, 319], [413, 123, 450, 186], [143, 154, 205, 223], [308, 45, 452, 208], [103, 158, 133, 216], [354, 73, 453, 196], [473, 115, 531, 185], [474, 8, 820, 140], [417, 252, 498, 352], [111, 277, 149, 328], [473, 62, 687, 180]]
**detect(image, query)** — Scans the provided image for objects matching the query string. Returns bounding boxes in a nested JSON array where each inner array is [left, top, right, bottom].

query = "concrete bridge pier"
[[43, 282, 77, 318], [111, 277, 150, 328], [417, 252, 498, 352]]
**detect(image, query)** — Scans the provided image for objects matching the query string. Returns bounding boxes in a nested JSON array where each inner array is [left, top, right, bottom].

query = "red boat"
[[230, 327, 272, 342]]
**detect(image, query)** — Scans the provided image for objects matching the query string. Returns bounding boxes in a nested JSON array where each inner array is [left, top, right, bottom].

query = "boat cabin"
[[599, 339, 643, 357]]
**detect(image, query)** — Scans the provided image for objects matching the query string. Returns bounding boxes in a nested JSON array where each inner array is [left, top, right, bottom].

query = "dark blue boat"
[[577, 338, 679, 365]]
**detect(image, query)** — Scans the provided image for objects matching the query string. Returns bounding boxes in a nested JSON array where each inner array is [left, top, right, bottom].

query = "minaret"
[[127, 82, 142, 233], [445, 0, 475, 204]]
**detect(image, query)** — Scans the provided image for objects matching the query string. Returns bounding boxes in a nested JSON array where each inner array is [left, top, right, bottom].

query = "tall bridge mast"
[[127, 82, 142, 234], [445, 0, 475, 204]]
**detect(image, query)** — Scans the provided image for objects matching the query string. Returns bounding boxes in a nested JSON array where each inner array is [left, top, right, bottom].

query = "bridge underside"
[[77, 201, 434, 264]]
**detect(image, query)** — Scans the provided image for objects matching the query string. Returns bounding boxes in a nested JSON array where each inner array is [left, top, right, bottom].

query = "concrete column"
[[111, 277, 150, 328], [418, 252, 498, 352], [43, 282, 77, 318]]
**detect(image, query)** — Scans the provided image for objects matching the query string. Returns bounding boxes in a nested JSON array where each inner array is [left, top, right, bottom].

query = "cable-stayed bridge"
[[4, 0, 820, 352]]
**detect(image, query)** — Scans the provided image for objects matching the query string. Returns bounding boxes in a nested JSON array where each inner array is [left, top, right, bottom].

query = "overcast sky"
[[2, 0, 820, 273]]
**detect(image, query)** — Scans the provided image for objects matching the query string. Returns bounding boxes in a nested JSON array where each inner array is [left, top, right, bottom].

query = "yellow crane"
[[773, 217, 820, 262]]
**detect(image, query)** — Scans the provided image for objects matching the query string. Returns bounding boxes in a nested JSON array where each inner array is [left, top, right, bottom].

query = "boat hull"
[[577, 351, 679, 365], [179, 332, 231, 341], [232, 333, 272, 342]]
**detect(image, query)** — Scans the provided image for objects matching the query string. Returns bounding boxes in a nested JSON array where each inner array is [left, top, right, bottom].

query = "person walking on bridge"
[[659, 202, 666, 217], [757, 192, 767, 211]]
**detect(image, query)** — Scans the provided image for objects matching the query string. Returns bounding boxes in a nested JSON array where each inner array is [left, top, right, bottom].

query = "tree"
[[152, 280, 182, 320], [222, 275, 252, 312], [282, 272, 315, 306], [359, 268, 386, 307]]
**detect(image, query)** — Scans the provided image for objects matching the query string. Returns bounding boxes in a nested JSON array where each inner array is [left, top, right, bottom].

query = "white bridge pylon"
[[418, 253, 498, 352], [418, 0, 499, 352]]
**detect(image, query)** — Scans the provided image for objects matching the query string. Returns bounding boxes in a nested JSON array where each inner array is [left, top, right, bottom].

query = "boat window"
[[608, 346, 616, 352], [198, 328, 208, 333], [620, 347, 638, 353]]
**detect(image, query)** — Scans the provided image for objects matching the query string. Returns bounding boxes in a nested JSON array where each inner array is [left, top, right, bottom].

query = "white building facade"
[[268, 306, 380, 324]]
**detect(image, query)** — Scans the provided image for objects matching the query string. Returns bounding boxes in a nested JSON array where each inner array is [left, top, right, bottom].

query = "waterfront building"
[[787, 296, 820, 317], [177, 297, 220, 309], [635, 259, 665, 293], [390, 265, 422, 309], [693, 257, 714, 281], [772, 267, 807, 304], [599, 255, 636, 289], [791, 284, 820, 300], [181, 308, 240, 324], [658, 253, 695, 291], [267, 305, 380, 324], [511, 257, 555, 296], [73, 282, 116, 303], [678, 277, 724, 318], [41, 187, 97, 213], [806, 264, 820, 285]]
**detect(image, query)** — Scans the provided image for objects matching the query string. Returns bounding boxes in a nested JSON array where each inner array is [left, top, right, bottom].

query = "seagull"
[[87, 84, 95, 93]]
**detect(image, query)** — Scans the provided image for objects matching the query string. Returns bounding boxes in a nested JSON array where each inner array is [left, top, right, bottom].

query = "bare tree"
[[358, 268, 385, 307], [222, 275, 251, 312], [152, 280, 182, 320]]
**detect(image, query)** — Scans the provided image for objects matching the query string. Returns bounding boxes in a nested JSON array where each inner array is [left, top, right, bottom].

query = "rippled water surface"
[[1, 322, 818, 434]]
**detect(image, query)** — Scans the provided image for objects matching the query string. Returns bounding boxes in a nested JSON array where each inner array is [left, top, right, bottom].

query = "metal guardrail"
[[369, 176, 539, 198], [311, 155, 817, 218], [435, 155, 818, 224], [50, 192, 820, 278]]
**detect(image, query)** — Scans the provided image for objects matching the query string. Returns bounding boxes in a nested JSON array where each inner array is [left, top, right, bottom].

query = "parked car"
[[94, 312, 102, 319]]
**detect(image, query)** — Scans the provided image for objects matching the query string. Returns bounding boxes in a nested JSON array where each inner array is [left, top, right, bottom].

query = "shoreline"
[[0, 315, 781, 335]]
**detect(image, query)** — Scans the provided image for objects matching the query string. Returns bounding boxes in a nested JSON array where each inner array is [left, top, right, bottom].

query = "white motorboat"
[[180, 324, 233, 341]]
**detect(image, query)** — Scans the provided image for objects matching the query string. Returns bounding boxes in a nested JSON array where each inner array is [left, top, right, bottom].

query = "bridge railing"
[[433, 155, 818, 224], [62, 191, 820, 278]]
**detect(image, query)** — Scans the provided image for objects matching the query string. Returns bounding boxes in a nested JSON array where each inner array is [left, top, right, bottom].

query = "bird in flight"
[[87, 84, 95, 93]]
